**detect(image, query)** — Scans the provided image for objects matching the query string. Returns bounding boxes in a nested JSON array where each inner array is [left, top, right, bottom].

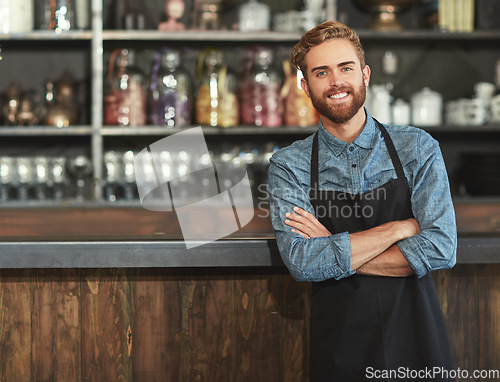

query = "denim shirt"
[[267, 109, 457, 282]]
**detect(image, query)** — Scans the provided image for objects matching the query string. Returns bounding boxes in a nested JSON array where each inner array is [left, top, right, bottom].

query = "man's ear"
[[301, 77, 311, 98], [363, 65, 371, 87]]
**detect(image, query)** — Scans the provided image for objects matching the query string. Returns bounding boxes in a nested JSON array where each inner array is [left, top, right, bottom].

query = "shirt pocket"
[[365, 167, 396, 190]]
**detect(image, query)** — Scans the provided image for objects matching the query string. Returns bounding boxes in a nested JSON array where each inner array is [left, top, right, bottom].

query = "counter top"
[[0, 235, 498, 269]]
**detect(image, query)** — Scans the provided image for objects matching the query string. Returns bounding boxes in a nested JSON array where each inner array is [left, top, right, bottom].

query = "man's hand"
[[284, 206, 331, 239], [349, 218, 420, 270], [356, 245, 416, 277], [284, 207, 420, 275]]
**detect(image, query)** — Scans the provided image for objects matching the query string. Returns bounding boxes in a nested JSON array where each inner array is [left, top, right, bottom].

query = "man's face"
[[300, 39, 370, 125]]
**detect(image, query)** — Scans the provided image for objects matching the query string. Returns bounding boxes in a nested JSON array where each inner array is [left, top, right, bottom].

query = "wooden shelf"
[[100, 29, 500, 42], [0, 126, 93, 136]]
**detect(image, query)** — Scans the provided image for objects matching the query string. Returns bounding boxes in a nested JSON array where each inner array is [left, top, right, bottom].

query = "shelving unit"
[[0, 0, 499, 207]]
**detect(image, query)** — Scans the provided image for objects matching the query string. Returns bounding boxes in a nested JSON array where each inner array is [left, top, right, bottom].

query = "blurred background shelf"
[[0, 0, 498, 206]]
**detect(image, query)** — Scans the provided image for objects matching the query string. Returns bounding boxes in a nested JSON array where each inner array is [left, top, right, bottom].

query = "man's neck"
[[320, 108, 367, 143]]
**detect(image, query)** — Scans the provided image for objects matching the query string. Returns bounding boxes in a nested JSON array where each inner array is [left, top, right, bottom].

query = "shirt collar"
[[318, 108, 377, 157]]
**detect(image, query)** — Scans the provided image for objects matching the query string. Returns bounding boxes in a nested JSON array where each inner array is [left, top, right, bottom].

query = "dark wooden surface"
[[0, 201, 498, 238], [0, 268, 311, 382], [0, 204, 499, 381], [0, 265, 499, 381]]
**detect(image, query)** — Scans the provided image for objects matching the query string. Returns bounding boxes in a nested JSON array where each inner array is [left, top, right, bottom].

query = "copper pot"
[[354, 0, 415, 30], [43, 71, 79, 127], [1, 82, 22, 125]]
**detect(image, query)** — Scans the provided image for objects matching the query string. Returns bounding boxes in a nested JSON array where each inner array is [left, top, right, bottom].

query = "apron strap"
[[310, 132, 320, 193], [374, 119, 407, 183], [309, 119, 408, 193]]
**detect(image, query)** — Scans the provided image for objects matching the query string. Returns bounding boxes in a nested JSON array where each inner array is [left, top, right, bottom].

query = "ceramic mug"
[[474, 82, 496, 104]]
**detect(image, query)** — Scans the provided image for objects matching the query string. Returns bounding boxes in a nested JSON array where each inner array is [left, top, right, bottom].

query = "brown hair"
[[290, 21, 366, 77]]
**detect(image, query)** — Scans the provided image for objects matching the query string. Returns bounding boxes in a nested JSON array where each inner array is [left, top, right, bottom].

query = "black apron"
[[309, 121, 455, 381]]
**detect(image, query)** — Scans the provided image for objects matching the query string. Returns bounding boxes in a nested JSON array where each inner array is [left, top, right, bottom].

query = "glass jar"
[[0, 0, 34, 33], [239, 46, 283, 127], [35, 0, 75, 32], [238, 0, 270, 32], [195, 1, 221, 30], [104, 48, 147, 126], [148, 48, 192, 127], [281, 61, 318, 127], [195, 48, 239, 128]]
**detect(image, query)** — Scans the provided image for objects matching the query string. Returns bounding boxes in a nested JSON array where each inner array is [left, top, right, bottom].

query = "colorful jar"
[[239, 46, 282, 127], [195, 48, 238, 128], [148, 49, 192, 127], [104, 48, 147, 126]]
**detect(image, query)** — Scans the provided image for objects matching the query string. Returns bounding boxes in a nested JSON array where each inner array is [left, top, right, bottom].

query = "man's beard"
[[309, 81, 366, 124]]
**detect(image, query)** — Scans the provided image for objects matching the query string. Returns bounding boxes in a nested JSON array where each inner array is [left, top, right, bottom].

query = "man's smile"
[[328, 91, 349, 100]]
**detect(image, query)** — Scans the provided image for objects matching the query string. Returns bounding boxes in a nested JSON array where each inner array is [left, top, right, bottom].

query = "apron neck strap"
[[310, 119, 407, 191], [374, 119, 407, 182], [311, 132, 320, 192]]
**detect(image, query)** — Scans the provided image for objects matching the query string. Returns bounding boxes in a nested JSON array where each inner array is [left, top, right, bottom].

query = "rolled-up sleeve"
[[397, 133, 457, 277], [267, 152, 355, 282]]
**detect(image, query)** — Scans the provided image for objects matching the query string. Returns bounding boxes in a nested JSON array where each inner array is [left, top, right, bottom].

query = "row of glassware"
[[103, 142, 280, 203], [0, 142, 281, 203], [104, 46, 319, 129], [0, 154, 92, 202]]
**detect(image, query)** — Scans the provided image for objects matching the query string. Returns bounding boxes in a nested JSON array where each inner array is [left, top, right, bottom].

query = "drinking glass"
[[50, 157, 68, 201], [67, 155, 92, 201], [0, 157, 14, 201]]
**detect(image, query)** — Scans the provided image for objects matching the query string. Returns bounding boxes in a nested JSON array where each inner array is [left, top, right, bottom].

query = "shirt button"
[[352, 164, 357, 168], [349, 146, 354, 152]]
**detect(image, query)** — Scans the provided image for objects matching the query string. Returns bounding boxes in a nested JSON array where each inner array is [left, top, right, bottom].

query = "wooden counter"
[[0, 203, 499, 381]]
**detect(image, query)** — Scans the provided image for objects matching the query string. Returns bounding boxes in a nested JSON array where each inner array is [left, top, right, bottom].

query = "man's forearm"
[[356, 245, 415, 277], [349, 219, 419, 271]]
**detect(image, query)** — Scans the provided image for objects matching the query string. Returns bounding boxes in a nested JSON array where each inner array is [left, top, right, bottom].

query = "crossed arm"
[[284, 207, 419, 277]]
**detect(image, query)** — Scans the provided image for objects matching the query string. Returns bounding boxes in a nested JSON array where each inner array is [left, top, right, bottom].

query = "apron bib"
[[309, 121, 455, 381]]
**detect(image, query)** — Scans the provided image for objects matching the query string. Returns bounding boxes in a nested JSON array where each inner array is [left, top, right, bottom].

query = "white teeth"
[[329, 92, 348, 99]]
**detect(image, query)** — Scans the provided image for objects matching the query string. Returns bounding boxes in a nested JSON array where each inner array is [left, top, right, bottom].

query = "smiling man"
[[267, 21, 457, 381]]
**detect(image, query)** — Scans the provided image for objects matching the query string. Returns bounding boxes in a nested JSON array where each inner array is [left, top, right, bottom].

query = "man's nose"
[[328, 72, 344, 87]]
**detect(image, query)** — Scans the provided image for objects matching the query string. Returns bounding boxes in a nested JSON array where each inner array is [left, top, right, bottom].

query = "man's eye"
[[342, 67, 353, 72], [316, 71, 326, 77]]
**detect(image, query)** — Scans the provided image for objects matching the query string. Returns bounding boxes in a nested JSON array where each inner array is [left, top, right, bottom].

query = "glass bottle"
[[239, 46, 283, 127], [104, 48, 147, 126], [148, 48, 192, 128], [195, 48, 238, 127]]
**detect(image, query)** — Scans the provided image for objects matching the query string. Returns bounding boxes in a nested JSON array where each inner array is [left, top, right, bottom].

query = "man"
[[267, 21, 457, 381]]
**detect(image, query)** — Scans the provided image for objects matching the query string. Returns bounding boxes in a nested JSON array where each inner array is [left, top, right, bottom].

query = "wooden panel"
[[0, 203, 497, 238], [233, 275, 283, 381], [454, 203, 500, 233], [2, 202, 499, 238], [0, 266, 499, 381], [31, 269, 81, 382], [478, 264, 500, 373], [0, 270, 32, 381], [0, 207, 273, 237], [0, 208, 182, 237], [276, 275, 310, 382], [179, 273, 235, 381], [133, 269, 181, 381], [81, 269, 134, 381], [433, 265, 480, 380]]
